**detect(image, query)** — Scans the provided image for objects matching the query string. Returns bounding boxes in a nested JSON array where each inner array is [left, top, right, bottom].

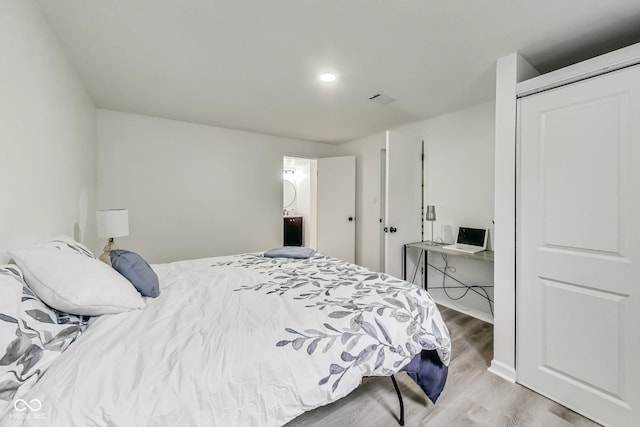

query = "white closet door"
[[517, 65, 640, 426], [384, 131, 422, 279], [317, 156, 356, 263]]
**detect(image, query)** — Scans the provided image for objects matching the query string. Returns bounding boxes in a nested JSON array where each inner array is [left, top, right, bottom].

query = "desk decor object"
[[96, 209, 129, 266], [425, 205, 437, 245]]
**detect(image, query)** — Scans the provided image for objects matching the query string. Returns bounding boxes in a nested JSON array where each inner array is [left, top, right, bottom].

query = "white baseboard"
[[488, 359, 516, 383]]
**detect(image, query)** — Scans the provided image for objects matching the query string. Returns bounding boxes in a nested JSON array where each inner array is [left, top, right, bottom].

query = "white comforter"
[[3, 254, 450, 426]]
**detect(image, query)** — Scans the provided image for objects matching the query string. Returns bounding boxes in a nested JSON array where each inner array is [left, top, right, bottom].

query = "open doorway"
[[378, 131, 423, 279], [379, 148, 386, 271], [283, 156, 317, 249], [283, 155, 356, 262]]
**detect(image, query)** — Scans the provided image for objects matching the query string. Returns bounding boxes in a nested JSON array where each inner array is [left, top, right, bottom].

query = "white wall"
[[335, 133, 386, 270], [337, 103, 496, 319], [393, 101, 496, 322], [397, 102, 496, 246], [97, 110, 336, 263], [338, 102, 495, 283], [0, 0, 97, 262]]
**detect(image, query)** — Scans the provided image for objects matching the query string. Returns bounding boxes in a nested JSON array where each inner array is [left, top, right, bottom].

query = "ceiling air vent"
[[369, 93, 397, 105]]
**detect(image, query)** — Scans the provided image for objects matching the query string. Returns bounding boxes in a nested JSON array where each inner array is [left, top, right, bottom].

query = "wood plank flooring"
[[286, 306, 601, 427]]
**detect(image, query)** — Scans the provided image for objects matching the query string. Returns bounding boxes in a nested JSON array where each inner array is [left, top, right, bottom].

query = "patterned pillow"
[[0, 265, 86, 417], [35, 235, 95, 259]]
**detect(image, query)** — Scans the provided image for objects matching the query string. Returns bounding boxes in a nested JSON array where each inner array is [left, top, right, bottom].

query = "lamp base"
[[99, 238, 118, 266]]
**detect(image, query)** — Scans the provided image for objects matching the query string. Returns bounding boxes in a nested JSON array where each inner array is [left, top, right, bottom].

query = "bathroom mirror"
[[283, 179, 296, 209]]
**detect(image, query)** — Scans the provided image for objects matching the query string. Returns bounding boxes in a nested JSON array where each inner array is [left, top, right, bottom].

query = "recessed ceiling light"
[[319, 73, 336, 82]]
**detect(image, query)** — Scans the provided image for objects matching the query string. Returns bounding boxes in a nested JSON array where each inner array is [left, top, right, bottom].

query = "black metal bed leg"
[[390, 375, 405, 426]]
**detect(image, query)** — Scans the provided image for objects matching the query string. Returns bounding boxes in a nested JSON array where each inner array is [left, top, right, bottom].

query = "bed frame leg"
[[390, 375, 405, 426]]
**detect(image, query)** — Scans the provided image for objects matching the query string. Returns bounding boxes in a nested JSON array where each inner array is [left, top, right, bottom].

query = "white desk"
[[403, 241, 494, 285], [403, 242, 495, 323]]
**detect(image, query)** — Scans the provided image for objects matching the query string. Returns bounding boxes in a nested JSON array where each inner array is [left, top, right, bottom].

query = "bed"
[[0, 240, 451, 426]]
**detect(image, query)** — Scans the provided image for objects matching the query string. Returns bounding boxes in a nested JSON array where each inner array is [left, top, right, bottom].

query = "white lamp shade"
[[425, 205, 436, 221], [96, 209, 129, 238]]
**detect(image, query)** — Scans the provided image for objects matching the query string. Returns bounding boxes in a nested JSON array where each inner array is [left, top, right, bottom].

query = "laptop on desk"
[[442, 227, 488, 254]]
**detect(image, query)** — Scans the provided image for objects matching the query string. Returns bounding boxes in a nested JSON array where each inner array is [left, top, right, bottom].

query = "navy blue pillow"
[[109, 250, 160, 298]]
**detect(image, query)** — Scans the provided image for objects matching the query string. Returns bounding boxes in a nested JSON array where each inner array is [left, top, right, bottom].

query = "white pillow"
[[36, 235, 96, 259], [10, 247, 145, 316]]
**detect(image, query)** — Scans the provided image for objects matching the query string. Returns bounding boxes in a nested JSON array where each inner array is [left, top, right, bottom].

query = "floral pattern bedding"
[[2, 253, 450, 426], [0, 266, 88, 419], [218, 254, 451, 389]]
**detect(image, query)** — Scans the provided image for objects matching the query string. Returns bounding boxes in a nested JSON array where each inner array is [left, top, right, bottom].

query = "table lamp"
[[96, 209, 129, 266], [425, 205, 436, 245]]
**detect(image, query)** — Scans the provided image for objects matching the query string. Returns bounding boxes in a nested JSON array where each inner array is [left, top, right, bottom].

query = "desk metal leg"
[[402, 245, 407, 281], [424, 249, 428, 290], [391, 375, 405, 426]]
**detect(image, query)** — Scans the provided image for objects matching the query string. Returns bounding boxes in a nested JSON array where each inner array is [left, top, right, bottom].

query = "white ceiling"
[[37, 0, 640, 144]]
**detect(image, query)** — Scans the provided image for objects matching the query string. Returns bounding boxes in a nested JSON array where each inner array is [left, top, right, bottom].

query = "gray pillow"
[[264, 247, 317, 259], [109, 250, 160, 298]]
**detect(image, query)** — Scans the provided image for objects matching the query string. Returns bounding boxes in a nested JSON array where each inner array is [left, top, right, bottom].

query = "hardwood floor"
[[286, 306, 601, 427]]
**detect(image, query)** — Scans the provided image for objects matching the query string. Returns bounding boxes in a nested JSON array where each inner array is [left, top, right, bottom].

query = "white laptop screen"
[[457, 227, 486, 247]]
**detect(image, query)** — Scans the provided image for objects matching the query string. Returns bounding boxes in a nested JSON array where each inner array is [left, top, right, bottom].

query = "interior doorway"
[[379, 131, 423, 279], [283, 156, 317, 249], [379, 148, 386, 271], [282, 155, 356, 262]]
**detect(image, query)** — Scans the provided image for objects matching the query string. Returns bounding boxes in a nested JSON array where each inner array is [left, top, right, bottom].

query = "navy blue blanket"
[[401, 349, 448, 403]]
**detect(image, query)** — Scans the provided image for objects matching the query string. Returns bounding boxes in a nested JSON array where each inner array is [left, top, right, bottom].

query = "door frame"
[[383, 131, 423, 280], [379, 148, 386, 271], [282, 156, 318, 249]]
